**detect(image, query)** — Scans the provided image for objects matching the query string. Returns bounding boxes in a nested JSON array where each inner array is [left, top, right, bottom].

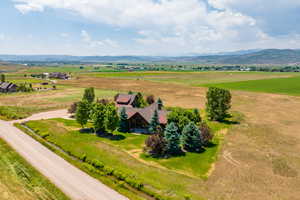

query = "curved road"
[[0, 110, 128, 200]]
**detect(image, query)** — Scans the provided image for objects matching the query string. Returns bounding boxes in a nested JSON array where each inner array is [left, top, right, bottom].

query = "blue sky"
[[1, 0, 300, 56]]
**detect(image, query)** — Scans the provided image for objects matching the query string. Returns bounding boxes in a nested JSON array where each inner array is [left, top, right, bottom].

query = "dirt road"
[[0, 110, 128, 200]]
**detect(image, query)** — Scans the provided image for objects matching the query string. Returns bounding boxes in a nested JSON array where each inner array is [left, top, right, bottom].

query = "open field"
[[0, 87, 118, 120], [23, 117, 229, 200], [0, 138, 69, 200], [83, 71, 297, 86], [203, 76, 300, 96]]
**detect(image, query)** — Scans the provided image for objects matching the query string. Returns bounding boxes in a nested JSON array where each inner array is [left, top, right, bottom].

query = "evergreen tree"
[[206, 87, 231, 121], [181, 122, 202, 152], [75, 100, 90, 128], [91, 103, 106, 134], [148, 109, 159, 133], [119, 107, 129, 133], [164, 122, 181, 155], [105, 103, 119, 132], [157, 98, 163, 109], [0, 74, 5, 82], [83, 87, 95, 104]]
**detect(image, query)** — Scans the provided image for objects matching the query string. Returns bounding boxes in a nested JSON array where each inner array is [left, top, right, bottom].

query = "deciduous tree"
[[76, 100, 90, 128], [105, 103, 119, 132], [206, 87, 231, 121], [0, 74, 5, 82], [91, 103, 106, 134]]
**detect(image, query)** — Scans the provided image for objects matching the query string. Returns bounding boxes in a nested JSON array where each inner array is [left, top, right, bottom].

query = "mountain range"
[[0, 49, 299, 65]]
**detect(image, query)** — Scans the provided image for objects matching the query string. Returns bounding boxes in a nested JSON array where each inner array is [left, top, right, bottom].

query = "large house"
[[0, 82, 17, 93], [116, 94, 168, 133]]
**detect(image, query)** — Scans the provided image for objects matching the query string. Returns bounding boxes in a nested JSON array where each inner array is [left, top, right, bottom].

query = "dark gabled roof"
[[116, 94, 137, 105], [0, 82, 17, 90], [121, 103, 168, 125]]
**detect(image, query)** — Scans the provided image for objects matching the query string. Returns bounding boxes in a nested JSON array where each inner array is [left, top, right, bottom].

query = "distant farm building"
[[49, 72, 70, 80], [0, 82, 17, 93]]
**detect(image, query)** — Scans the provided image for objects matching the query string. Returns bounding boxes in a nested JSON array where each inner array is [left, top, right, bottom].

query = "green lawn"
[[0, 138, 69, 200], [202, 76, 300, 96], [22, 118, 230, 200]]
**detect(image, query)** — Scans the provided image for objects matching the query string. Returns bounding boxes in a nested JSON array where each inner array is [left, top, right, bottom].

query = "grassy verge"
[[0, 138, 70, 200], [0, 106, 39, 120], [202, 76, 300, 96], [17, 117, 232, 200]]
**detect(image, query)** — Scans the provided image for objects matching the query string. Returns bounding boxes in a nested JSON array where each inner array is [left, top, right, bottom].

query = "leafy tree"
[[167, 107, 197, 132], [148, 109, 159, 133], [164, 122, 181, 155], [199, 122, 214, 146], [181, 122, 202, 152], [146, 95, 155, 104], [136, 92, 147, 108], [144, 133, 166, 157], [105, 103, 119, 132], [119, 107, 129, 133], [91, 103, 106, 134], [76, 100, 90, 128], [83, 87, 95, 104], [206, 87, 231, 121], [192, 109, 202, 124], [128, 91, 134, 94], [0, 74, 5, 82]]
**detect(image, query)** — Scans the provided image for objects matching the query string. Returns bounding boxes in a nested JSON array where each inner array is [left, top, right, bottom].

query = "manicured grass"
[[202, 76, 300, 96], [23, 118, 230, 200], [0, 138, 70, 200]]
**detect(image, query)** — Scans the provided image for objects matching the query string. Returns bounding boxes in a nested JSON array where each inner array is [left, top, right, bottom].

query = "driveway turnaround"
[[0, 110, 128, 200]]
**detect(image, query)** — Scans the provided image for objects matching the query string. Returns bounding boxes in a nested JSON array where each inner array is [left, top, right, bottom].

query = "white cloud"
[[81, 30, 119, 48], [0, 34, 5, 41], [12, 0, 300, 55]]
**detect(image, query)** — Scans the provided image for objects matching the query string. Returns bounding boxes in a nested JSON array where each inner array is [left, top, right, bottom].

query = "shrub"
[[144, 133, 166, 157], [68, 102, 78, 114], [146, 95, 155, 104], [199, 122, 214, 146]]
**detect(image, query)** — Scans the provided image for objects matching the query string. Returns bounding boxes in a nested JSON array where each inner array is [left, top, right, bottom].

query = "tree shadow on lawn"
[[96, 132, 126, 141], [79, 128, 94, 134]]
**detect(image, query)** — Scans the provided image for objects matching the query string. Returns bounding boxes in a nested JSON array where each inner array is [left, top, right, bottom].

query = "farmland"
[[0, 138, 69, 200], [1, 68, 300, 200], [203, 76, 300, 96]]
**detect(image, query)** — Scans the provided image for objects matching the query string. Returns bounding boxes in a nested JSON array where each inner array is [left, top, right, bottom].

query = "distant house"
[[115, 94, 138, 107], [0, 82, 18, 93], [49, 72, 70, 80]]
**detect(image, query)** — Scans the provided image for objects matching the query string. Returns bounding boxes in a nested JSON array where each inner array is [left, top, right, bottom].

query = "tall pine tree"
[[181, 122, 202, 152], [119, 107, 129, 133], [149, 109, 159, 133], [164, 122, 181, 155]]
